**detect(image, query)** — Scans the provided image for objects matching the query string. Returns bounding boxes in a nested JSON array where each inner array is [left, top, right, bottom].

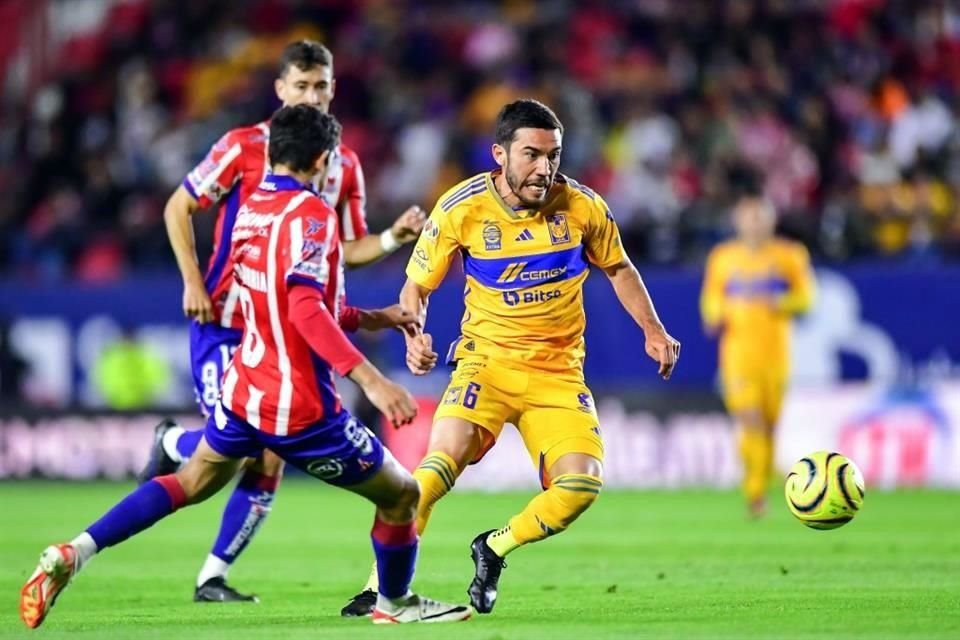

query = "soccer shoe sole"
[[19, 544, 77, 629]]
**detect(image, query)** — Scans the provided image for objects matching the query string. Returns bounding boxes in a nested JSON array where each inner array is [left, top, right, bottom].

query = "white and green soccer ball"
[[784, 451, 865, 530]]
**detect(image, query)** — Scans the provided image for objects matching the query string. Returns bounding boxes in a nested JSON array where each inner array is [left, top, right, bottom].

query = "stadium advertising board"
[[1, 265, 958, 408], [1, 382, 957, 487]]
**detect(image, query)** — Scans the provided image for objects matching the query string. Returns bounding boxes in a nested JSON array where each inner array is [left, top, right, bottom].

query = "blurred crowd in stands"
[[2, 0, 960, 281]]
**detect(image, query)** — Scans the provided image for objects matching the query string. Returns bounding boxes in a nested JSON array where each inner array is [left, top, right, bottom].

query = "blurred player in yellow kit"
[[340, 99, 680, 617], [700, 194, 815, 517]]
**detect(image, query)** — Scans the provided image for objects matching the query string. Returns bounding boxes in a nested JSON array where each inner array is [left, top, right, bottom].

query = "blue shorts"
[[190, 322, 243, 416], [204, 403, 385, 486]]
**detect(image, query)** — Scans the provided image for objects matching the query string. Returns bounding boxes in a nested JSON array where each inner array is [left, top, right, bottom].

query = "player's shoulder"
[[291, 190, 336, 218], [279, 191, 337, 237], [707, 239, 739, 261], [337, 143, 362, 168], [437, 172, 487, 213], [773, 237, 810, 260], [557, 173, 600, 202], [435, 173, 488, 214], [556, 174, 609, 217], [218, 121, 269, 152]]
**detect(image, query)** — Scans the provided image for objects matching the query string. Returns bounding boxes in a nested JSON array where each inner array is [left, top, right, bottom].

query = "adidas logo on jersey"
[[515, 229, 534, 242]]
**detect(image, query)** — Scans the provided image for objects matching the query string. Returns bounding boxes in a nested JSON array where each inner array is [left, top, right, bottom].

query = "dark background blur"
[[3, 0, 960, 282], [1, 0, 958, 486]]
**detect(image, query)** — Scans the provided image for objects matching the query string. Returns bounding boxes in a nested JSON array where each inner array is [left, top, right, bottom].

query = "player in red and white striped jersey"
[[20, 107, 473, 629], [140, 41, 429, 602]]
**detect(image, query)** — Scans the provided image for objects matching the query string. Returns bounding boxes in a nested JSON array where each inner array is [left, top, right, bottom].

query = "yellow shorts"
[[433, 357, 603, 486], [721, 366, 787, 423]]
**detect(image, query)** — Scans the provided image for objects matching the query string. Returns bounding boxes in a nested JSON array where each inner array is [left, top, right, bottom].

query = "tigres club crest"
[[483, 223, 502, 250], [546, 213, 570, 245]]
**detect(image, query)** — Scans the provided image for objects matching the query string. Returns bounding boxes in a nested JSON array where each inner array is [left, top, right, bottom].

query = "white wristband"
[[380, 229, 402, 253]]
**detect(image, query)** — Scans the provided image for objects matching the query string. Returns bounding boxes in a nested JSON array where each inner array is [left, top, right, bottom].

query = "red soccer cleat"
[[19, 544, 79, 629]]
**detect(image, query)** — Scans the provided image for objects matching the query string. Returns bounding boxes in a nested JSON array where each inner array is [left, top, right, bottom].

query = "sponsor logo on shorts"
[[306, 457, 344, 480], [443, 386, 463, 405], [578, 392, 594, 413]]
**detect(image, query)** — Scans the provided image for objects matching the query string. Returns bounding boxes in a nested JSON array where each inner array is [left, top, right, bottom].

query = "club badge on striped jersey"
[[483, 222, 502, 250], [547, 213, 570, 245]]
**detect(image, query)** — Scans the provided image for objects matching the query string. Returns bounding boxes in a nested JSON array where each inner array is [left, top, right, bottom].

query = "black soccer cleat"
[[340, 589, 377, 617], [137, 418, 181, 484], [467, 530, 506, 614], [194, 577, 259, 603]]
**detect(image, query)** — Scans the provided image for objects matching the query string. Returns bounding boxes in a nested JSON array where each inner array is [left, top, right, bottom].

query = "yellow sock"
[[486, 525, 520, 556], [739, 427, 773, 503], [412, 451, 459, 535], [495, 474, 602, 557]]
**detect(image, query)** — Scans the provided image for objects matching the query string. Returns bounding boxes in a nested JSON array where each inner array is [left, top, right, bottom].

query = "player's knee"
[[398, 474, 421, 514], [550, 475, 603, 532], [174, 467, 209, 505], [735, 409, 765, 431]]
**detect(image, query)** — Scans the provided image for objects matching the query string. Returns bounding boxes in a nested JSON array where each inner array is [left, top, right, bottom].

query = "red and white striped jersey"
[[183, 121, 368, 330], [219, 173, 347, 435]]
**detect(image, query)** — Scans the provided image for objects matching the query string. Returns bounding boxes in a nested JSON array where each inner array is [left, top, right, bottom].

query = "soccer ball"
[[784, 451, 865, 530]]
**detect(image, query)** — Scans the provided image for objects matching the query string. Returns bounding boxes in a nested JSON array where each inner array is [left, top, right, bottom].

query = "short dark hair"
[[278, 40, 333, 77], [268, 105, 341, 173], [494, 99, 564, 147]]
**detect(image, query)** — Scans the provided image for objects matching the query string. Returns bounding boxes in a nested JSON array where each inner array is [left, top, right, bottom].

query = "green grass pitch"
[[1, 482, 958, 639]]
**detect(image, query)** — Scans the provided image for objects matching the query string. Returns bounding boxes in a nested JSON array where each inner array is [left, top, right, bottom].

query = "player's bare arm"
[[347, 360, 418, 427], [163, 185, 213, 323], [602, 258, 681, 380], [342, 205, 427, 267], [356, 304, 420, 336], [399, 278, 438, 375]]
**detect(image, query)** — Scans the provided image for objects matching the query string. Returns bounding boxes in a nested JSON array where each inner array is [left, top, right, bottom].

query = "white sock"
[[69, 532, 98, 569], [376, 590, 414, 612], [197, 554, 230, 587], [161, 426, 186, 463]]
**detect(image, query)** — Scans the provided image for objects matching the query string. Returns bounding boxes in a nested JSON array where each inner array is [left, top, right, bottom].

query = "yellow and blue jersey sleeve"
[[777, 244, 815, 315], [405, 184, 470, 290], [584, 193, 627, 269]]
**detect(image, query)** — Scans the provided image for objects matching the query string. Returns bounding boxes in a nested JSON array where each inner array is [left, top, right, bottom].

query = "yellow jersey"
[[406, 170, 626, 374], [700, 239, 815, 373]]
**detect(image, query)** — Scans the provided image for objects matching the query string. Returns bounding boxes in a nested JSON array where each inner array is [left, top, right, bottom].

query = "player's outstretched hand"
[[645, 327, 681, 380], [184, 279, 214, 323], [361, 304, 420, 336], [406, 333, 438, 375], [391, 205, 427, 243], [366, 377, 418, 428]]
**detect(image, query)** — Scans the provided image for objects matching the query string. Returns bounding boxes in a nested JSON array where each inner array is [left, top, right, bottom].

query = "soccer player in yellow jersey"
[[341, 99, 680, 617], [700, 195, 815, 518]]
